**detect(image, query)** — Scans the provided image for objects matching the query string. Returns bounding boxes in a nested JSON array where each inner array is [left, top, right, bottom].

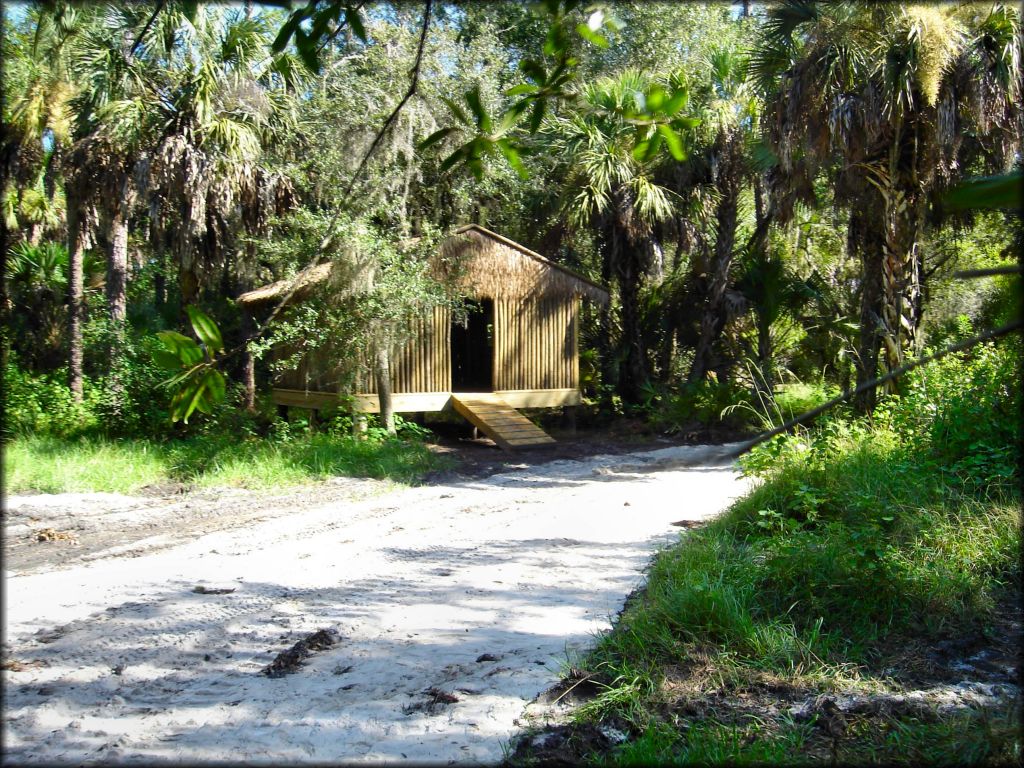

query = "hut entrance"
[[451, 299, 494, 392]]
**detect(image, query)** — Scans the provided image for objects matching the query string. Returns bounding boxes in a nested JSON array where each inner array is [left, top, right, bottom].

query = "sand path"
[[2, 443, 750, 764]]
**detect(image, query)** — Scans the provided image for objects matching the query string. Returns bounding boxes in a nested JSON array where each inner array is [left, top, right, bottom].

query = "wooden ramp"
[[451, 393, 556, 451]]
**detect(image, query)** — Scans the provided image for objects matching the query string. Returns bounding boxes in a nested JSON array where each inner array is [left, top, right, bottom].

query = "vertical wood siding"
[[493, 296, 578, 391], [357, 306, 451, 394], [284, 296, 580, 396]]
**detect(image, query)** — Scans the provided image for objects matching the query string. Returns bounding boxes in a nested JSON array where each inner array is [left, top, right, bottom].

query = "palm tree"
[[752, 1, 1022, 409], [682, 43, 765, 385], [66, 2, 160, 372], [547, 71, 678, 403], [2, 2, 84, 391], [141, 5, 300, 310]]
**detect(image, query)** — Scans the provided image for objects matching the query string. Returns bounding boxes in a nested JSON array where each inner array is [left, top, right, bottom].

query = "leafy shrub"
[[2, 356, 99, 439], [653, 379, 756, 433]]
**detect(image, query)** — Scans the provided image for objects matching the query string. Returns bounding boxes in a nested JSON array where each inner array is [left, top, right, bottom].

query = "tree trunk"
[[878, 126, 925, 385], [241, 307, 257, 413], [615, 227, 649, 404], [67, 208, 86, 402], [597, 224, 616, 395], [852, 210, 884, 414], [106, 209, 129, 330], [154, 252, 167, 313], [687, 183, 738, 384], [374, 344, 395, 435]]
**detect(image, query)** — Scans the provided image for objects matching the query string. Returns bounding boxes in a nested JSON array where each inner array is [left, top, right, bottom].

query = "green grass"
[[546, 345, 1022, 766], [4, 432, 449, 494]]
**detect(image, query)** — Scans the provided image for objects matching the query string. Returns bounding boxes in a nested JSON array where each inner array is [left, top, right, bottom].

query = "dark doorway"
[[451, 299, 494, 392]]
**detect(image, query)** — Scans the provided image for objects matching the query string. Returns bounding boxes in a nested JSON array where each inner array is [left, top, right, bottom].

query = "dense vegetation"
[[556, 338, 1019, 765], [2, 2, 1020, 760]]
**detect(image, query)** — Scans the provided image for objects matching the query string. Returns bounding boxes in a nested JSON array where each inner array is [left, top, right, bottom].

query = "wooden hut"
[[239, 224, 609, 448]]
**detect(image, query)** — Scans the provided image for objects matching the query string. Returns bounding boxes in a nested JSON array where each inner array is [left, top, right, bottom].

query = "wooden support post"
[[277, 404, 289, 422]]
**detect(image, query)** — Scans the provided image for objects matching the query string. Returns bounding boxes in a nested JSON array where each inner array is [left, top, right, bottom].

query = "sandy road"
[[2, 443, 750, 764]]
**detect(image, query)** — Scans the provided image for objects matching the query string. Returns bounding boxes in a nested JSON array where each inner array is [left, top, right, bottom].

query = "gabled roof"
[[446, 224, 609, 304], [238, 225, 609, 307]]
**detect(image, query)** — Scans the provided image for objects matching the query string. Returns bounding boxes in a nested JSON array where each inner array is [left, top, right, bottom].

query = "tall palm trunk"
[[851, 208, 885, 414], [687, 180, 739, 385], [104, 176, 133, 413], [67, 205, 86, 402], [597, 223, 617, 395], [106, 208, 129, 331]]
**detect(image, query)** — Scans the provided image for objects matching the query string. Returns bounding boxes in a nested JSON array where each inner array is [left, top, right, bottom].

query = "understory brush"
[[559, 340, 1021, 765]]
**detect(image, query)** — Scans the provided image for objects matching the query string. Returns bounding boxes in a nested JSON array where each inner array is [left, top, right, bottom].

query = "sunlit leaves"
[[151, 306, 227, 423], [272, 1, 368, 74]]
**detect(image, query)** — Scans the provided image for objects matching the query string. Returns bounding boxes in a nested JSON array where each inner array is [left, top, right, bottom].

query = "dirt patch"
[[403, 687, 461, 714], [421, 421, 752, 483], [262, 628, 342, 678], [509, 722, 628, 766]]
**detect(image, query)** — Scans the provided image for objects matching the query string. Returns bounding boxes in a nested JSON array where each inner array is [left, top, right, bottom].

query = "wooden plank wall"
[[494, 296, 578, 391], [357, 306, 451, 394], [279, 296, 581, 397]]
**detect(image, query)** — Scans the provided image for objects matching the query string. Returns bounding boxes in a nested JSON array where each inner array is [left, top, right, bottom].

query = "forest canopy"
[[2, 0, 1020, 435]]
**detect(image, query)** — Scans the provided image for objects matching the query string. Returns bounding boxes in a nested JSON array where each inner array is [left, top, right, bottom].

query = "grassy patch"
[[4, 436, 167, 494], [530, 342, 1022, 766], [4, 433, 449, 494]]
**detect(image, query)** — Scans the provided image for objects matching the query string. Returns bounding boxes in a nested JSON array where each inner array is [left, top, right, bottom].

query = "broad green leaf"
[[663, 88, 689, 116], [520, 59, 547, 85], [204, 369, 227, 403], [182, 379, 209, 423], [672, 116, 702, 130], [464, 86, 491, 132], [344, 6, 367, 41], [151, 349, 183, 371], [575, 23, 609, 48], [657, 124, 686, 161], [631, 139, 651, 162], [156, 331, 203, 366], [498, 100, 530, 134], [418, 127, 458, 150], [496, 138, 528, 179], [644, 132, 664, 162], [438, 145, 468, 174], [505, 83, 540, 97], [294, 29, 321, 73], [186, 306, 224, 354], [645, 86, 667, 111], [529, 99, 546, 134], [440, 96, 471, 127]]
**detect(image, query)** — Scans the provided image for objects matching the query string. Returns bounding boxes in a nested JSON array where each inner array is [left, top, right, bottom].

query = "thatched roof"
[[238, 224, 609, 307], [440, 225, 609, 305], [237, 262, 333, 306]]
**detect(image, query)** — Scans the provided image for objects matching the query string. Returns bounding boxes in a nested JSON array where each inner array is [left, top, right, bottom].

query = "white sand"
[[2, 444, 750, 764]]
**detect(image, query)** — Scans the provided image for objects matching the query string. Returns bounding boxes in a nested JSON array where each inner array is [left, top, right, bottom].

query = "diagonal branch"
[[220, 0, 434, 364], [128, 0, 166, 61], [722, 318, 1023, 459]]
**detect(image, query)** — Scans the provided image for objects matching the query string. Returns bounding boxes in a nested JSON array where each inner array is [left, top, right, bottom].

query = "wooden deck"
[[450, 393, 556, 451]]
